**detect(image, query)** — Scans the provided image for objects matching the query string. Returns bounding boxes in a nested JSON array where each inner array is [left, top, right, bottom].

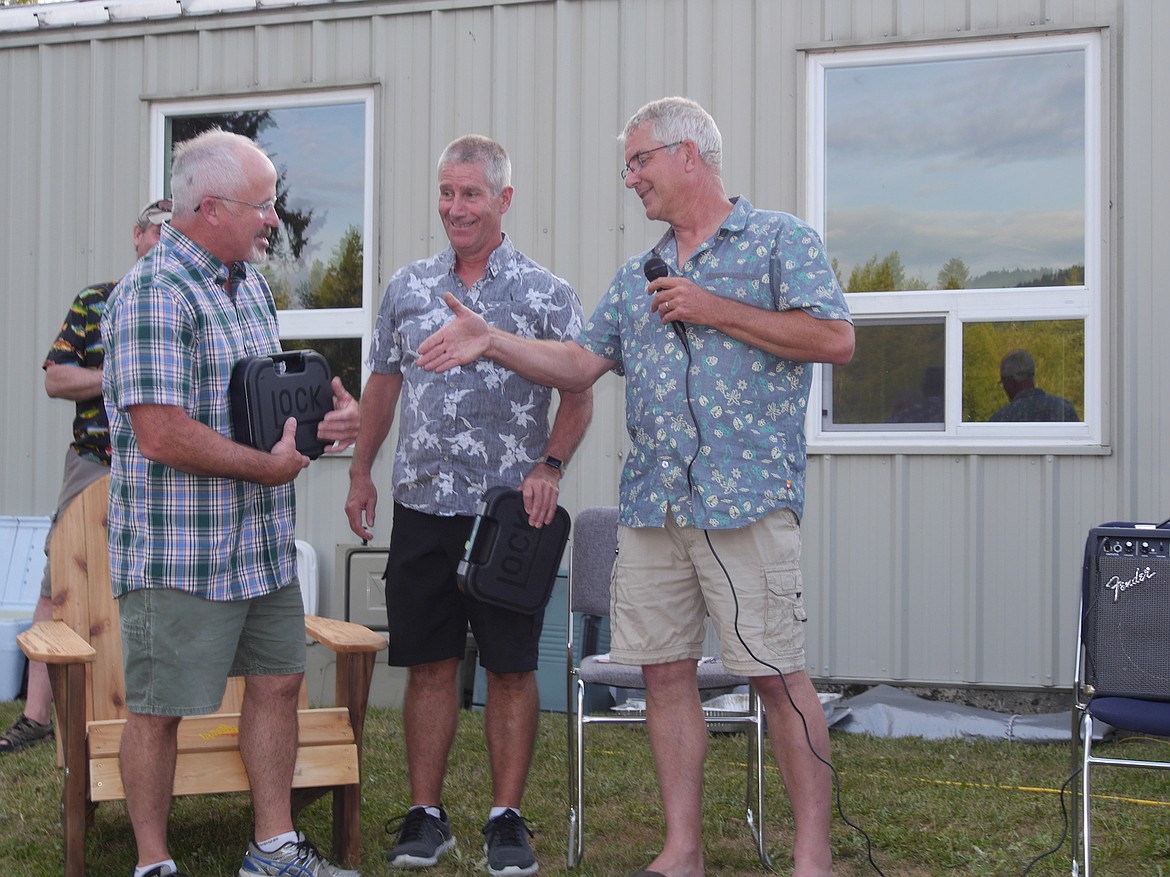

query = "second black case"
[[230, 350, 334, 459], [457, 486, 571, 614]]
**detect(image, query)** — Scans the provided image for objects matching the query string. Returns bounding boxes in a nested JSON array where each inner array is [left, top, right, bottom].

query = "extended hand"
[[417, 293, 491, 372], [319, 376, 360, 453]]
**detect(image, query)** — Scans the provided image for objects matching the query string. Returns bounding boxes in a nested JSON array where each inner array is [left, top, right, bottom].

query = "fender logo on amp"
[[1105, 566, 1156, 602]]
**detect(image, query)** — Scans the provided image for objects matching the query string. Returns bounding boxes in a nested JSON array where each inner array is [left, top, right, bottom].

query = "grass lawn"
[[1, 698, 1168, 876]]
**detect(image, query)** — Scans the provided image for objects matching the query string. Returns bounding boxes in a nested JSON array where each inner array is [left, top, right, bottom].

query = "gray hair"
[[620, 97, 723, 174], [170, 128, 261, 218], [1000, 349, 1037, 380], [438, 135, 512, 196]]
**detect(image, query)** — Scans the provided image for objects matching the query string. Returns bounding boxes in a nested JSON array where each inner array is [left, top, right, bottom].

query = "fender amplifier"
[[457, 486, 571, 614], [1082, 522, 1170, 700], [230, 350, 334, 459]]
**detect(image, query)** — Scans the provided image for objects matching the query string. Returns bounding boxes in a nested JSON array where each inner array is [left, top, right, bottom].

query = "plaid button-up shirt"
[[102, 223, 296, 601]]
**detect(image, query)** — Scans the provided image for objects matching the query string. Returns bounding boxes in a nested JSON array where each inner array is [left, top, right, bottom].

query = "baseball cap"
[[138, 198, 173, 226]]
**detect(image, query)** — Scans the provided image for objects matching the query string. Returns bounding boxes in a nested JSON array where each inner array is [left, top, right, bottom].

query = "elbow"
[[829, 343, 856, 365], [134, 433, 171, 465], [829, 325, 856, 365], [562, 376, 594, 395]]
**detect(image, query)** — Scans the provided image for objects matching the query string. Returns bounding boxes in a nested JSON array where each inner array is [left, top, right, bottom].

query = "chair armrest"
[[304, 615, 387, 655], [16, 620, 96, 664]]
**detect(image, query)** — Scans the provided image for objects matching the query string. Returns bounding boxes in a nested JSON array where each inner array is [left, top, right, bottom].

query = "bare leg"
[[22, 596, 54, 725], [483, 669, 539, 807], [640, 659, 706, 877], [403, 658, 461, 805], [239, 672, 303, 841], [754, 670, 833, 877], [121, 712, 182, 867]]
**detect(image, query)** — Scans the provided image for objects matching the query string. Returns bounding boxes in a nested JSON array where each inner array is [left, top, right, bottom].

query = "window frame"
[[804, 32, 1105, 454], [149, 88, 376, 385]]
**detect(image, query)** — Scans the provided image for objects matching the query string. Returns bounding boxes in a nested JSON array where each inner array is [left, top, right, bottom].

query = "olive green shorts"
[[119, 582, 306, 716]]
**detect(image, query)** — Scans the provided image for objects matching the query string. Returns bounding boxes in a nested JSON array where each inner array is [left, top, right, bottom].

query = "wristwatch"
[[539, 454, 564, 473]]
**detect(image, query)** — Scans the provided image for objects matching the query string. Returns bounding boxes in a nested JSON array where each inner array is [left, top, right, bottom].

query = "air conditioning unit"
[[304, 544, 404, 708]]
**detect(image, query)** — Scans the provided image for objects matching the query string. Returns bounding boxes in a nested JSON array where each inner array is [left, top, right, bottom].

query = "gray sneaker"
[[238, 832, 359, 877], [482, 811, 537, 877], [386, 806, 456, 869]]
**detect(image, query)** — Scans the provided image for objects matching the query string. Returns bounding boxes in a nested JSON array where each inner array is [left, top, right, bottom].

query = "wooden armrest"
[[16, 620, 96, 664], [304, 615, 387, 654]]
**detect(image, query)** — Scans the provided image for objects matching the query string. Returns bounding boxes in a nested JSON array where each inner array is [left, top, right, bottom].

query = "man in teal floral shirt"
[[419, 98, 853, 877]]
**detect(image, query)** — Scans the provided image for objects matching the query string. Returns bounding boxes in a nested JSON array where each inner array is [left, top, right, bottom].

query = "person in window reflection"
[[414, 98, 853, 877], [344, 135, 591, 876], [989, 349, 1079, 422], [887, 364, 945, 423], [101, 129, 361, 877]]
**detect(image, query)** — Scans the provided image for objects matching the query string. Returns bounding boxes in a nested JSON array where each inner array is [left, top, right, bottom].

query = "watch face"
[[542, 455, 563, 470]]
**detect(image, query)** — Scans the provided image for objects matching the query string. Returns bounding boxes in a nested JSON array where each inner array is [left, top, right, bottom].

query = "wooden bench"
[[17, 475, 387, 877]]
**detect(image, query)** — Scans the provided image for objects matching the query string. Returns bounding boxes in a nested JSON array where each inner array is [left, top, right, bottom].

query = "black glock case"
[[457, 486, 571, 614], [230, 350, 333, 459]]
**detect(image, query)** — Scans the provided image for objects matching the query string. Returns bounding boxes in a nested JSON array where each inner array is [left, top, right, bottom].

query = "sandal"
[[0, 714, 54, 754]]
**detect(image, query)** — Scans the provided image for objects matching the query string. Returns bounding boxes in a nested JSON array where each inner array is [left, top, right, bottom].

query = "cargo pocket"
[[764, 561, 806, 653]]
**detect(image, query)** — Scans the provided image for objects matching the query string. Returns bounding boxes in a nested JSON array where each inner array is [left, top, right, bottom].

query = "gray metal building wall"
[[2, 0, 1159, 691]]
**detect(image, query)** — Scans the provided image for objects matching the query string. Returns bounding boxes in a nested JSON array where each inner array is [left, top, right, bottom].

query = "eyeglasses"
[[621, 141, 683, 179], [194, 195, 277, 215]]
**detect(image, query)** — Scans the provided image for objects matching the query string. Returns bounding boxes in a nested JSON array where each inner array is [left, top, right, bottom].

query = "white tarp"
[[835, 684, 1078, 743]]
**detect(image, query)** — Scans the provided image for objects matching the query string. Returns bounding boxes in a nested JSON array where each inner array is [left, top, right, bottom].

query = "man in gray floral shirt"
[[345, 135, 591, 877], [418, 100, 853, 877]]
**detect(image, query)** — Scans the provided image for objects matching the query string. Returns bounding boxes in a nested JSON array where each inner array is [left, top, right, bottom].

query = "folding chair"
[[1072, 521, 1170, 877], [565, 505, 771, 870]]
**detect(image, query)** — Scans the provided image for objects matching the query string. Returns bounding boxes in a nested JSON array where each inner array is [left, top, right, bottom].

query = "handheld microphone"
[[643, 257, 686, 341]]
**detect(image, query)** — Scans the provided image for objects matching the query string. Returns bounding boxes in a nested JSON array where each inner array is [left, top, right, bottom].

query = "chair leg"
[[332, 784, 362, 868], [745, 689, 772, 871], [1080, 714, 1093, 877], [567, 678, 586, 868], [1070, 707, 1083, 877], [49, 662, 89, 877]]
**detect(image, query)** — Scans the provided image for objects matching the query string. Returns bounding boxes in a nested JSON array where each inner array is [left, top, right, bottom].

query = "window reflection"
[[962, 320, 1083, 422]]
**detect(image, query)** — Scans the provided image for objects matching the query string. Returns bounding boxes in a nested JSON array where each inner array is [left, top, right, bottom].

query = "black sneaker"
[[482, 811, 537, 877], [0, 714, 54, 754], [386, 806, 455, 869]]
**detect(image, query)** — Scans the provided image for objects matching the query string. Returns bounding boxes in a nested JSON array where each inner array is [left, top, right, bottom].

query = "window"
[[806, 33, 1102, 450], [150, 91, 374, 399]]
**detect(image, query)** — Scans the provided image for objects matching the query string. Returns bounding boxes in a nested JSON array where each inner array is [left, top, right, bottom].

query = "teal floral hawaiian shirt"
[[578, 197, 851, 530]]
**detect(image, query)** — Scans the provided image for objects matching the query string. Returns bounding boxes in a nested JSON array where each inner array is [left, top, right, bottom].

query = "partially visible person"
[[989, 349, 1079, 422], [886, 364, 944, 424], [102, 129, 361, 877], [0, 198, 170, 756], [416, 97, 852, 877], [345, 135, 591, 876]]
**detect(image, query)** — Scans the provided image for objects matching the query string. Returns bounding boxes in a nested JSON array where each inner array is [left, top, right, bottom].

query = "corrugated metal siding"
[[6, 0, 1164, 692]]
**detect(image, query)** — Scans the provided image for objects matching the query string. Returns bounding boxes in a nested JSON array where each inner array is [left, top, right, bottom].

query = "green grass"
[[2, 698, 1168, 876]]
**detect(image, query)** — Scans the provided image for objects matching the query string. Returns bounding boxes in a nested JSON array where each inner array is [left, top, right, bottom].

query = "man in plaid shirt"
[[102, 129, 361, 877]]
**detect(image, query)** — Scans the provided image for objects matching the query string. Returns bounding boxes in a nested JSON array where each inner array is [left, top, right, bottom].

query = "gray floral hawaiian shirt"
[[578, 197, 851, 530], [369, 234, 583, 516]]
